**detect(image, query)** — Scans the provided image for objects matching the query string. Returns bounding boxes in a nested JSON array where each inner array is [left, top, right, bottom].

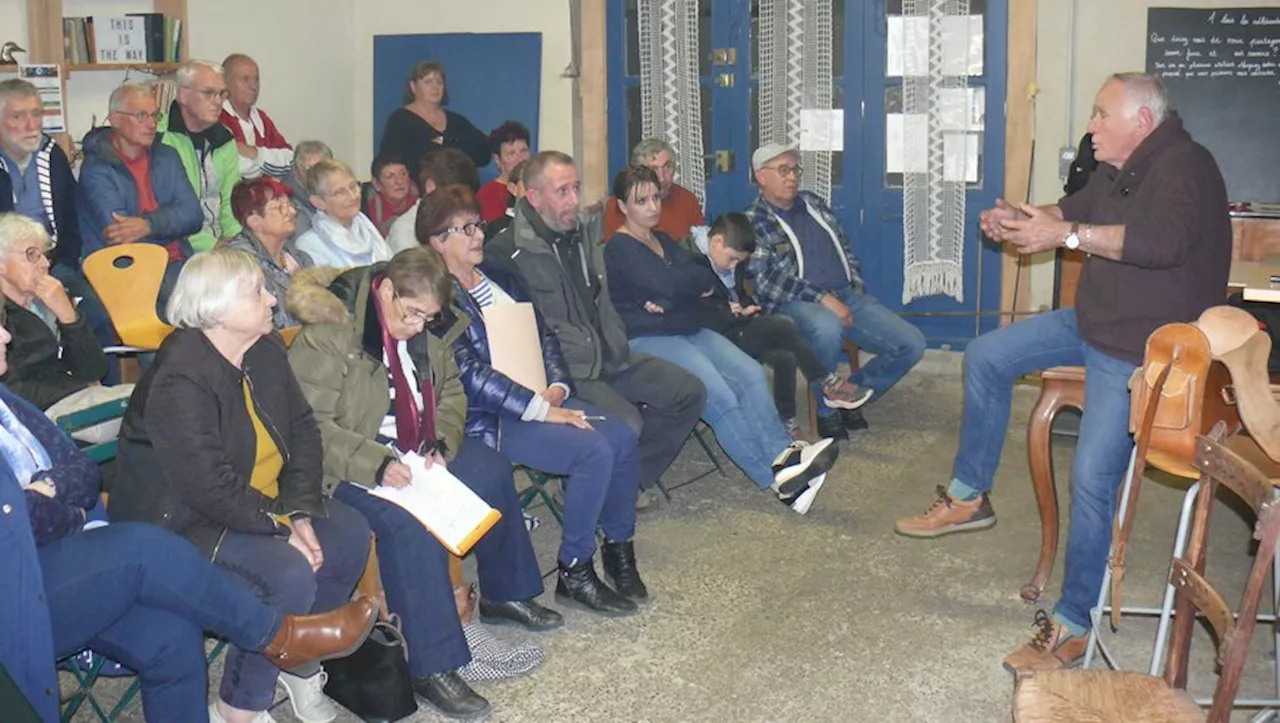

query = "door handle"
[[715, 150, 735, 173]]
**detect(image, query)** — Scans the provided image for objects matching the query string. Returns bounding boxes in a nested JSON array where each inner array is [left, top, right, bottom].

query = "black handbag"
[[322, 617, 418, 722]]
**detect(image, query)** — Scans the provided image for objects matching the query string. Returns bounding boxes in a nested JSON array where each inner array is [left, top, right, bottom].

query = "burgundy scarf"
[[373, 282, 436, 454], [367, 187, 420, 238]]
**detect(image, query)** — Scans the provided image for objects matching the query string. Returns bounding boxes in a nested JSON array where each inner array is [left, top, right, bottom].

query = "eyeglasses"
[[763, 164, 803, 179], [17, 246, 52, 264], [441, 220, 486, 238], [393, 291, 439, 326], [114, 110, 162, 124], [186, 86, 228, 101], [263, 200, 294, 216], [324, 182, 361, 200]]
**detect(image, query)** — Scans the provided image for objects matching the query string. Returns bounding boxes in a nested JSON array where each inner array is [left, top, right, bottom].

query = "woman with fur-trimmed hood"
[[285, 248, 558, 719]]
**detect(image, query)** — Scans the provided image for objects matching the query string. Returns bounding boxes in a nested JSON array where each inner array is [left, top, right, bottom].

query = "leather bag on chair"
[[322, 616, 417, 723], [1110, 323, 1240, 628]]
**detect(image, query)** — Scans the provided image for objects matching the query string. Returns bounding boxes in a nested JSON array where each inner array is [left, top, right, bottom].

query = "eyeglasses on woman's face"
[[393, 291, 439, 326]]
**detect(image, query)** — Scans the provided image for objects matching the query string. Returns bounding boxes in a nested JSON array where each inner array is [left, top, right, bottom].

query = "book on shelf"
[[60, 15, 182, 66]]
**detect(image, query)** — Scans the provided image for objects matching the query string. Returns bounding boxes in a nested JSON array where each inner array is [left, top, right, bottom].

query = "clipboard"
[[482, 302, 547, 392], [368, 452, 502, 556]]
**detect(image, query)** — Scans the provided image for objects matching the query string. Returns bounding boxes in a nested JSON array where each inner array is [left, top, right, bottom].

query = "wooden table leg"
[[1023, 379, 1083, 603]]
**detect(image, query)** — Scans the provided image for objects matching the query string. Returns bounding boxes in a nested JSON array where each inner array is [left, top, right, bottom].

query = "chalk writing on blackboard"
[[1149, 10, 1280, 81]]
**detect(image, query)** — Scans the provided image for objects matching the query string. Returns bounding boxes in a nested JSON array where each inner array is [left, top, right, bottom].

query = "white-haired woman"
[[0, 213, 130, 440], [295, 159, 392, 268], [110, 248, 374, 723]]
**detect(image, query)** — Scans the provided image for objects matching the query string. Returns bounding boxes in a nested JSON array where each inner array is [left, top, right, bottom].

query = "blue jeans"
[[39, 523, 284, 722], [332, 438, 544, 679], [952, 309, 1136, 629], [212, 500, 371, 711], [497, 399, 641, 565], [630, 329, 792, 488], [778, 288, 926, 415]]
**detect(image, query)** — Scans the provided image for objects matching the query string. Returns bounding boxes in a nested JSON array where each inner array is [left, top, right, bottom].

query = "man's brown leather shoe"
[[262, 595, 379, 666]]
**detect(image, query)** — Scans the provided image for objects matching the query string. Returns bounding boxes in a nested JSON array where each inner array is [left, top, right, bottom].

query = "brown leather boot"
[[261, 595, 379, 667]]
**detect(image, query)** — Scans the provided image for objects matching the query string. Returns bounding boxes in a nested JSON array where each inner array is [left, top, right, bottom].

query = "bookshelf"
[[23, 0, 188, 77]]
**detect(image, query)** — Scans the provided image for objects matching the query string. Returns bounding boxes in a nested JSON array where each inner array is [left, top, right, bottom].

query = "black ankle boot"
[[601, 540, 648, 601], [411, 670, 491, 720], [555, 558, 638, 616]]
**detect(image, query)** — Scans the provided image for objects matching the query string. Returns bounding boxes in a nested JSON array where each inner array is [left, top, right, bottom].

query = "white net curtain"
[[637, 0, 706, 206], [901, 0, 974, 304]]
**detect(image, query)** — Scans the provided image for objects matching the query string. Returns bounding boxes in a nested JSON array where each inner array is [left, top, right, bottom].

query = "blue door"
[[608, 0, 1006, 347]]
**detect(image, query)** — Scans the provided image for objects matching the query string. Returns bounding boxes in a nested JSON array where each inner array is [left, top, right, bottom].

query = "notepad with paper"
[[368, 451, 502, 556]]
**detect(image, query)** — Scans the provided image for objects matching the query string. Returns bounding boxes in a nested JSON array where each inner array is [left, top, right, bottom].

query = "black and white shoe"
[[770, 438, 838, 499], [778, 472, 828, 515]]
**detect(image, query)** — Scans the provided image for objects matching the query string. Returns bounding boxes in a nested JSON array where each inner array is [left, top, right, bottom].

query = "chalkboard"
[[1146, 7, 1280, 204]]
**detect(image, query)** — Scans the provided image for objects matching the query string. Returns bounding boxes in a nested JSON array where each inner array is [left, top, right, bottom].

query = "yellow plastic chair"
[[279, 326, 301, 347], [82, 245, 175, 350]]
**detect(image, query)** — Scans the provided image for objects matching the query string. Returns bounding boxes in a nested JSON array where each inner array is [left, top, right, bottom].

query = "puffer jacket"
[[285, 265, 470, 492], [450, 261, 574, 448], [109, 328, 327, 559], [76, 125, 203, 258]]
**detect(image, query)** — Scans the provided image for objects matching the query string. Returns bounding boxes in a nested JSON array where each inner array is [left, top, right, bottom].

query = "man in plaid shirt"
[[744, 143, 925, 439]]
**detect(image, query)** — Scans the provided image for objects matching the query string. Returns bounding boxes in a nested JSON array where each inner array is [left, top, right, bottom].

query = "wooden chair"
[[279, 326, 301, 347], [1022, 365, 1085, 602], [807, 340, 862, 437], [1013, 432, 1280, 722], [82, 245, 174, 350]]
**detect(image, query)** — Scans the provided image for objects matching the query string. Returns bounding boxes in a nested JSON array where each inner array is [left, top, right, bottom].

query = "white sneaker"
[[208, 701, 278, 723], [275, 670, 338, 723], [786, 473, 828, 515]]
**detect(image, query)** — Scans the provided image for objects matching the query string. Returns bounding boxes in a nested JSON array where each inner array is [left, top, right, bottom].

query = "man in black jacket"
[[0, 79, 115, 355], [488, 151, 707, 509]]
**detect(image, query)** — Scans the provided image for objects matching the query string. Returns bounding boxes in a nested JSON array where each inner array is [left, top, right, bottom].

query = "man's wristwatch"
[[1064, 223, 1081, 251]]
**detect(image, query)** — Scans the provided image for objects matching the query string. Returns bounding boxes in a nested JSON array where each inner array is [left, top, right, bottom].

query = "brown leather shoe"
[[1002, 610, 1088, 673], [261, 595, 379, 667]]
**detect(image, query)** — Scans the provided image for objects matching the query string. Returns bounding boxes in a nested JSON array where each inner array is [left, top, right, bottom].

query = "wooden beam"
[[1001, 0, 1036, 322], [579, 0, 608, 206]]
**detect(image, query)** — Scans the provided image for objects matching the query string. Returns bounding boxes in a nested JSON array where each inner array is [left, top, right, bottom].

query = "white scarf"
[[310, 210, 393, 266]]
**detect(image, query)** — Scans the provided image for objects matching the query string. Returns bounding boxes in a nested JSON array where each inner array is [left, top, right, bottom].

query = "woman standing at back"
[[379, 61, 491, 187]]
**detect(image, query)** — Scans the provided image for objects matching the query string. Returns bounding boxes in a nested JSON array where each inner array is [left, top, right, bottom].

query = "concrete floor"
[[70, 355, 1280, 722]]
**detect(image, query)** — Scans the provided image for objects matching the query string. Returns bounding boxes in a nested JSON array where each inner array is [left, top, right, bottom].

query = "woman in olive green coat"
[[285, 248, 558, 719]]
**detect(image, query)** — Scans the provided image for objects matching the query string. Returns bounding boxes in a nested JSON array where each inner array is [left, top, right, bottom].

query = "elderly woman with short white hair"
[[0, 213, 131, 439], [110, 248, 373, 723], [295, 159, 392, 269]]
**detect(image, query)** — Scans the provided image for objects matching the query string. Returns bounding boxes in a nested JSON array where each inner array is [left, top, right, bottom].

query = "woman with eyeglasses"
[[294, 159, 392, 269], [424, 185, 647, 617], [227, 177, 314, 329], [284, 247, 556, 720], [0, 214, 134, 438]]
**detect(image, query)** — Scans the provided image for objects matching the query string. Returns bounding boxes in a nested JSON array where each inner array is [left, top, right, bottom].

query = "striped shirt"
[[467, 271, 514, 309]]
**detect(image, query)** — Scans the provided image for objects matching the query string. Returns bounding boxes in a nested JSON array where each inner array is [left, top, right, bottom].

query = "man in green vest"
[[159, 59, 242, 252]]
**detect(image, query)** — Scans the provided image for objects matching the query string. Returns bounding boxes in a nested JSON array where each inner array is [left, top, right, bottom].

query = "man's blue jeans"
[[952, 309, 1136, 629], [778, 288, 927, 415], [630, 329, 792, 488], [497, 399, 641, 565], [39, 523, 284, 722]]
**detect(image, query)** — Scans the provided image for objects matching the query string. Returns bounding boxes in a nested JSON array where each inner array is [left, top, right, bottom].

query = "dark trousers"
[[577, 355, 707, 489], [448, 439, 545, 602], [39, 523, 284, 723], [332, 439, 544, 679], [212, 500, 370, 712], [730, 315, 830, 421], [497, 399, 640, 565]]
